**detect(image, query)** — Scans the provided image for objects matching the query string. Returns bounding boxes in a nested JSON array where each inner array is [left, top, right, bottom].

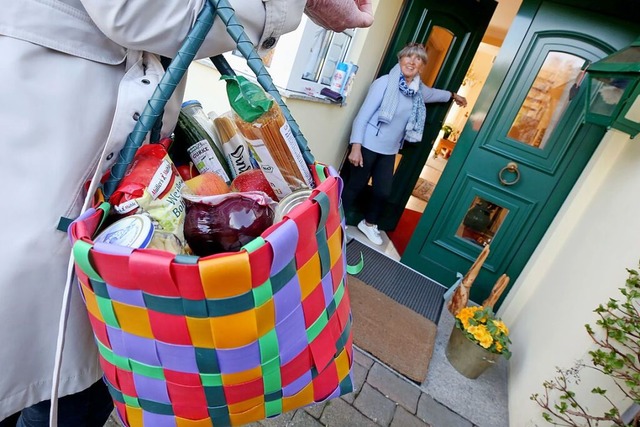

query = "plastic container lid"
[[94, 214, 154, 249]]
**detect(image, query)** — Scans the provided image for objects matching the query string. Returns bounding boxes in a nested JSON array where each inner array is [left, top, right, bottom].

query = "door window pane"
[[456, 197, 508, 247], [507, 52, 585, 149], [421, 27, 454, 87]]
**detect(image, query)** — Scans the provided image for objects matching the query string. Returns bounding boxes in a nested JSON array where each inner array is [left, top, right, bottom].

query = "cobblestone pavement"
[[105, 346, 476, 427]]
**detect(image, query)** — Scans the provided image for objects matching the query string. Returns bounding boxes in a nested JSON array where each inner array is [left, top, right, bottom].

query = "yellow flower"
[[494, 320, 509, 335], [456, 307, 477, 329], [467, 325, 493, 348], [495, 342, 503, 353]]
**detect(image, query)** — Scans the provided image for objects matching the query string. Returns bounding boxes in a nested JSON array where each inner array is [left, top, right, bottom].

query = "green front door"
[[402, 0, 638, 305], [343, 0, 496, 229]]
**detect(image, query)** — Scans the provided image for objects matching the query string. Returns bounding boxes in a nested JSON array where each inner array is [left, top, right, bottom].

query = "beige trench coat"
[[0, 0, 305, 419]]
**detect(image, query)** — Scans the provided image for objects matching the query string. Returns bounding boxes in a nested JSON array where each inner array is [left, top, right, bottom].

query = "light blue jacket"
[[350, 74, 451, 155]]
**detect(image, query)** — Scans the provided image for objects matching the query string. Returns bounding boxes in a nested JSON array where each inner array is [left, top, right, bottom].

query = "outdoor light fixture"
[[585, 37, 640, 138]]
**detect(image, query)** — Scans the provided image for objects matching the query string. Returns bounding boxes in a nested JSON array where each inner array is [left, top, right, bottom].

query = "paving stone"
[[417, 393, 472, 427], [354, 347, 375, 369], [258, 409, 295, 426], [103, 413, 122, 427], [367, 363, 421, 414], [303, 401, 326, 419], [289, 409, 325, 426], [319, 397, 379, 427], [391, 406, 430, 427], [353, 383, 397, 426]]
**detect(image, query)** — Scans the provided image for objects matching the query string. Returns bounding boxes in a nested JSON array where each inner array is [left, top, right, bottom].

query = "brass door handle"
[[498, 162, 520, 186]]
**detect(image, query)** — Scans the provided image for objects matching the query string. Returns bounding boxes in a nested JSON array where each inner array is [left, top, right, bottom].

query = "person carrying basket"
[[0, 1, 373, 425]]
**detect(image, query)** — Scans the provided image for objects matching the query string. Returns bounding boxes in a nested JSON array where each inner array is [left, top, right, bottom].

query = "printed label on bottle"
[[222, 134, 253, 177], [187, 140, 231, 182], [246, 140, 292, 198], [279, 122, 315, 188]]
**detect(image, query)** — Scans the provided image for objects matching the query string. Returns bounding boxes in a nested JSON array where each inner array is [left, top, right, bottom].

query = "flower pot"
[[445, 325, 501, 379]]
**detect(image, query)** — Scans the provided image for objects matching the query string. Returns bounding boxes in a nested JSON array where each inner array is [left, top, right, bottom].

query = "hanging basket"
[[445, 326, 500, 379]]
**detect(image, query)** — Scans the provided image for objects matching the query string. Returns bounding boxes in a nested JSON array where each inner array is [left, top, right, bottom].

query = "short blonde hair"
[[397, 43, 428, 63]]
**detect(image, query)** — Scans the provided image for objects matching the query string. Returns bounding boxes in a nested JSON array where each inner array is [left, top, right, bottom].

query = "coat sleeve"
[[349, 76, 387, 144], [420, 84, 452, 104], [80, 0, 306, 58]]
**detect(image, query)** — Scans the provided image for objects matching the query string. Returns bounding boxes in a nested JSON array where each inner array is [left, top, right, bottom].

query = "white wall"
[[501, 123, 640, 424]]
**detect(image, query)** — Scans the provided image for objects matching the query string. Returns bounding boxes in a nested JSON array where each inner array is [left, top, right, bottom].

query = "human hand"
[[348, 143, 364, 167], [305, 0, 374, 32], [452, 93, 468, 108]]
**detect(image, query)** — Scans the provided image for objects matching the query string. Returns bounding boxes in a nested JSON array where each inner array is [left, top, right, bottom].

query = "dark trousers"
[[1, 380, 113, 427], [342, 147, 395, 225]]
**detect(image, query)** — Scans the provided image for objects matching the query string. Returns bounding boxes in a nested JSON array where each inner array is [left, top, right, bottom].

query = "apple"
[[185, 172, 230, 196], [177, 163, 199, 181], [231, 169, 278, 200]]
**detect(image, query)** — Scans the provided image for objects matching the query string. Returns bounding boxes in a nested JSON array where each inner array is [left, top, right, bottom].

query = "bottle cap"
[[94, 214, 155, 249], [181, 100, 202, 108]]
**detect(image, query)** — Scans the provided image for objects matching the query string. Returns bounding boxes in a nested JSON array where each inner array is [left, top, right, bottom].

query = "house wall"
[[500, 120, 640, 424]]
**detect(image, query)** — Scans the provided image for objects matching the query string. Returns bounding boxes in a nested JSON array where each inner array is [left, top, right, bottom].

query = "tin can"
[[94, 214, 154, 249], [274, 189, 313, 222]]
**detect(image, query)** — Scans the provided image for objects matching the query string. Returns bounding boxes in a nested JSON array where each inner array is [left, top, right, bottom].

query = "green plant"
[[531, 264, 640, 426], [454, 305, 512, 359]]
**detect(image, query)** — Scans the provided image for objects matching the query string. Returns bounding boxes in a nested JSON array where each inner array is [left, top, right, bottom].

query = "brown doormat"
[[412, 178, 435, 202], [348, 275, 437, 383]]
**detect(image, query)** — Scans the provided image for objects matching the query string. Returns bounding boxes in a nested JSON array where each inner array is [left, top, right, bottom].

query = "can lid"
[[275, 189, 313, 222], [94, 214, 154, 249], [181, 99, 202, 109]]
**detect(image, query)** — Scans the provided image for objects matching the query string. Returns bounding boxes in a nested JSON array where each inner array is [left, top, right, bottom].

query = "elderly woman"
[[343, 43, 467, 245]]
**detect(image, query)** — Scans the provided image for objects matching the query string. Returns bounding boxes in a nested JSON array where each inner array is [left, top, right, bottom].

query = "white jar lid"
[[94, 214, 154, 249]]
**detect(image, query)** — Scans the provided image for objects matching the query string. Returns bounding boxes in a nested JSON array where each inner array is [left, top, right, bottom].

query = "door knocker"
[[498, 162, 520, 186]]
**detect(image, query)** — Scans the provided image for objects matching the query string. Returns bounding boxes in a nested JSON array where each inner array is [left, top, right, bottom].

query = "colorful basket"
[[67, 1, 353, 426]]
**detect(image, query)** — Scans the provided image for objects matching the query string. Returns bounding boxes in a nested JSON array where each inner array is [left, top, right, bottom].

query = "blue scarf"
[[377, 64, 426, 143]]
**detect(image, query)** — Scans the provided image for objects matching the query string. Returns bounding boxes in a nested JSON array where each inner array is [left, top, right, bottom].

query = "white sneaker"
[[357, 220, 383, 245]]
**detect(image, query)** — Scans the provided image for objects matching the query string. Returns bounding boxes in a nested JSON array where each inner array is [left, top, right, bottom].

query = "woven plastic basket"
[[68, 1, 353, 425]]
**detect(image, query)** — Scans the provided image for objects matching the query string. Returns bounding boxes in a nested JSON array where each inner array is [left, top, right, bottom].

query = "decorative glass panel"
[[456, 197, 509, 247], [507, 52, 585, 149]]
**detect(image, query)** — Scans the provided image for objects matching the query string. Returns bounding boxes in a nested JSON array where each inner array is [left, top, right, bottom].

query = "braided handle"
[[103, 0, 314, 199], [103, 2, 216, 198]]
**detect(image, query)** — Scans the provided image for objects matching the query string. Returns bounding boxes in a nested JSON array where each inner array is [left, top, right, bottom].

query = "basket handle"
[[103, 0, 314, 199]]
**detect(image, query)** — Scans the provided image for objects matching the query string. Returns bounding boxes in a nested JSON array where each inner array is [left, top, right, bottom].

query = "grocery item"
[[184, 172, 230, 196], [274, 189, 313, 222], [222, 75, 314, 198], [182, 192, 276, 256], [109, 144, 188, 240], [94, 214, 154, 249], [231, 169, 278, 200], [213, 115, 253, 178], [177, 105, 231, 183]]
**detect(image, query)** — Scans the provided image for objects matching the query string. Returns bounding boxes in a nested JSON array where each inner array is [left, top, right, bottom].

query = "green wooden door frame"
[[402, 0, 638, 306]]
